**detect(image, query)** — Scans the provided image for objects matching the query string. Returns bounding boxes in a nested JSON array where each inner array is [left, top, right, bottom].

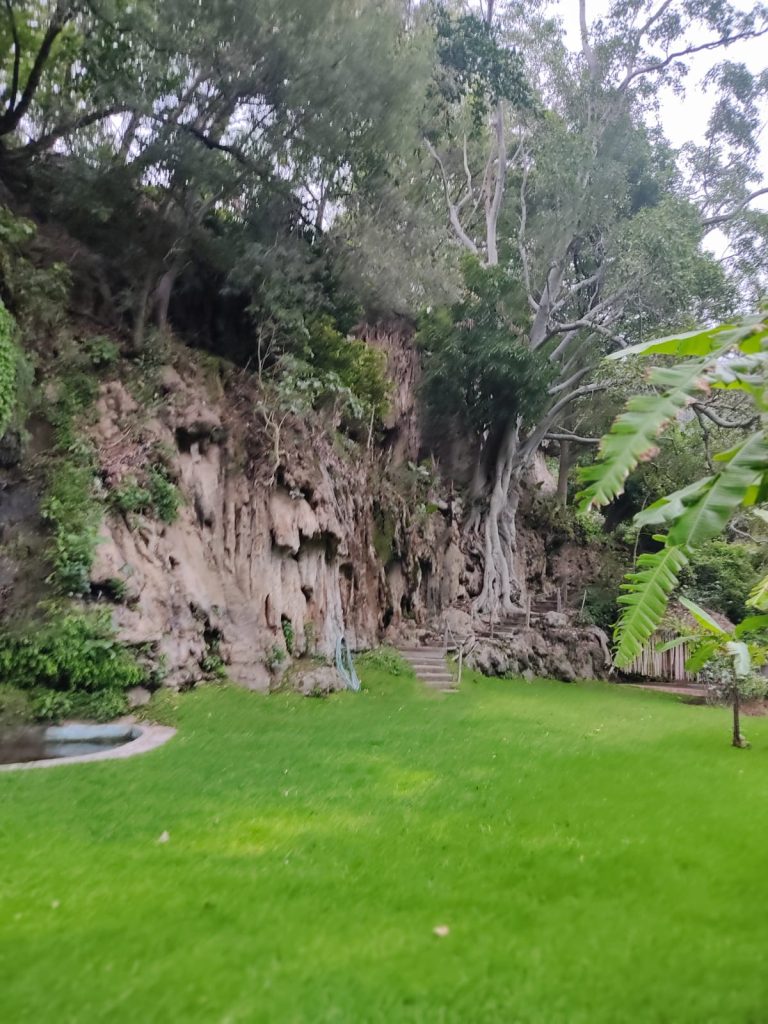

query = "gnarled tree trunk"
[[470, 419, 528, 618]]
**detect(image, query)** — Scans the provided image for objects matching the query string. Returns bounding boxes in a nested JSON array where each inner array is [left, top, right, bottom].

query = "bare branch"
[[544, 432, 601, 445], [618, 25, 768, 92], [701, 187, 768, 229], [548, 317, 626, 348], [529, 259, 567, 348], [691, 402, 759, 430], [550, 269, 603, 316], [517, 152, 537, 312], [485, 101, 506, 266], [520, 383, 608, 462], [424, 136, 479, 256], [547, 365, 595, 395], [17, 105, 131, 155], [635, 0, 677, 42], [2, 0, 21, 114], [579, 0, 598, 77], [462, 132, 473, 199]]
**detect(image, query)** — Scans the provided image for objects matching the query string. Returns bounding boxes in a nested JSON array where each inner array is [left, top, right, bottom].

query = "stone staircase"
[[463, 598, 565, 645], [397, 598, 568, 693], [397, 645, 457, 692]]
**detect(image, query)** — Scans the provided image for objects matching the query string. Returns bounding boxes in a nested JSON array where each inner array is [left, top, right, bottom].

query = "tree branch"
[[548, 365, 595, 395], [579, 0, 598, 77], [0, 0, 70, 136], [424, 136, 479, 256], [517, 152, 537, 312], [16, 106, 131, 155], [520, 382, 608, 463], [2, 0, 21, 114], [635, 0, 677, 42], [550, 269, 603, 316], [618, 25, 768, 92], [691, 402, 759, 430], [701, 187, 768, 229], [485, 100, 506, 266], [544, 431, 601, 445]]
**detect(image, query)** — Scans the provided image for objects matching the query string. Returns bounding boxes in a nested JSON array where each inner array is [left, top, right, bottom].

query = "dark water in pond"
[[0, 735, 130, 765]]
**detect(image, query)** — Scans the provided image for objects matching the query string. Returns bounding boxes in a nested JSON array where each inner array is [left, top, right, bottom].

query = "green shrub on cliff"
[[0, 300, 18, 438], [0, 608, 144, 722]]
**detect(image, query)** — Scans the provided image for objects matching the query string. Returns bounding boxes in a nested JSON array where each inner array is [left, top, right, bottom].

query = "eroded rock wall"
[[87, 359, 467, 689]]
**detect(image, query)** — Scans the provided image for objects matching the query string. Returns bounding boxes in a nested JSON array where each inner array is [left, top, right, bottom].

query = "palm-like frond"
[[635, 477, 712, 529], [578, 360, 713, 510], [668, 431, 768, 547], [747, 572, 768, 611], [613, 541, 689, 669]]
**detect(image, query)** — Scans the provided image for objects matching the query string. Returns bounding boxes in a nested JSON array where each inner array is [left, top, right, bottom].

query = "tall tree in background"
[[422, 0, 768, 617]]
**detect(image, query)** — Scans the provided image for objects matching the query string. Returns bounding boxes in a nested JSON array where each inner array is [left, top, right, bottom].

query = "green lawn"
[[2, 663, 768, 1023]]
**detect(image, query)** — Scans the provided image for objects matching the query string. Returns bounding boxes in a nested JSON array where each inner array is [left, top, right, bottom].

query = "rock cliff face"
[[86, 342, 468, 690], [0, 322, 611, 689]]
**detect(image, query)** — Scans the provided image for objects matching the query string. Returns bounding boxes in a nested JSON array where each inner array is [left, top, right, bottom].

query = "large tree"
[[422, 0, 768, 617]]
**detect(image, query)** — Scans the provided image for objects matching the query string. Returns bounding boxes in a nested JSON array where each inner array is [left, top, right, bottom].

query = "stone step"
[[396, 647, 458, 693]]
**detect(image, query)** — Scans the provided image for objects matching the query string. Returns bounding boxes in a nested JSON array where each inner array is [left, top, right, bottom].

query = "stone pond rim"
[[0, 722, 176, 771]]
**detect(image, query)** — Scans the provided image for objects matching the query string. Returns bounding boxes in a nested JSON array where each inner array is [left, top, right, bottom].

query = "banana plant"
[[579, 311, 768, 671], [657, 597, 768, 747]]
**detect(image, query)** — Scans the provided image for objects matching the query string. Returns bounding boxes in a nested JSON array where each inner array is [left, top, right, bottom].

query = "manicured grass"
[[2, 664, 768, 1023]]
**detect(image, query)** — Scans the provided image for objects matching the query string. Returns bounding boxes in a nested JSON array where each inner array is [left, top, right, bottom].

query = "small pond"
[[0, 724, 140, 765]]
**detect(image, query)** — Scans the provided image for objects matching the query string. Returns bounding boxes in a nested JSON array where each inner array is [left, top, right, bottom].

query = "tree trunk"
[[471, 420, 526, 618], [556, 440, 571, 506], [153, 264, 180, 331], [732, 685, 748, 748], [130, 268, 155, 354]]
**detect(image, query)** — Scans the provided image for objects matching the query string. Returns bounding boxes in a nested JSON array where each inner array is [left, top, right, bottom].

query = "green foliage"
[[147, 467, 181, 523], [680, 541, 760, 623], [42, 461, 101, 596], [84, 335, 120, 368], [373, 506, 397, 564], [356, 646, 409, 677], [109, 476, 153, 517], [276, 316, 390, 430], [266, 644, 286, 671], [0, 299, 18, 437], [0, 206, 70, 331], [28, 688, 74, 724], [614, 542, 690, 668], [26, 686, 129, 724], [36, 353, 109, 594], [579, 356, 732, 511], [419, 259, 553, 440], [0, 684, 33, 728], [281, 619, 295, 656], [531, 497, 607, 547], [432, 6, 531, 125], [0, 609, 145, 718], [579, 586, 619, 635], [109, 466, 180, 525], [303, 622, 316, 655], [69, 688, 130, 723], [582, 312, 768, 669]]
